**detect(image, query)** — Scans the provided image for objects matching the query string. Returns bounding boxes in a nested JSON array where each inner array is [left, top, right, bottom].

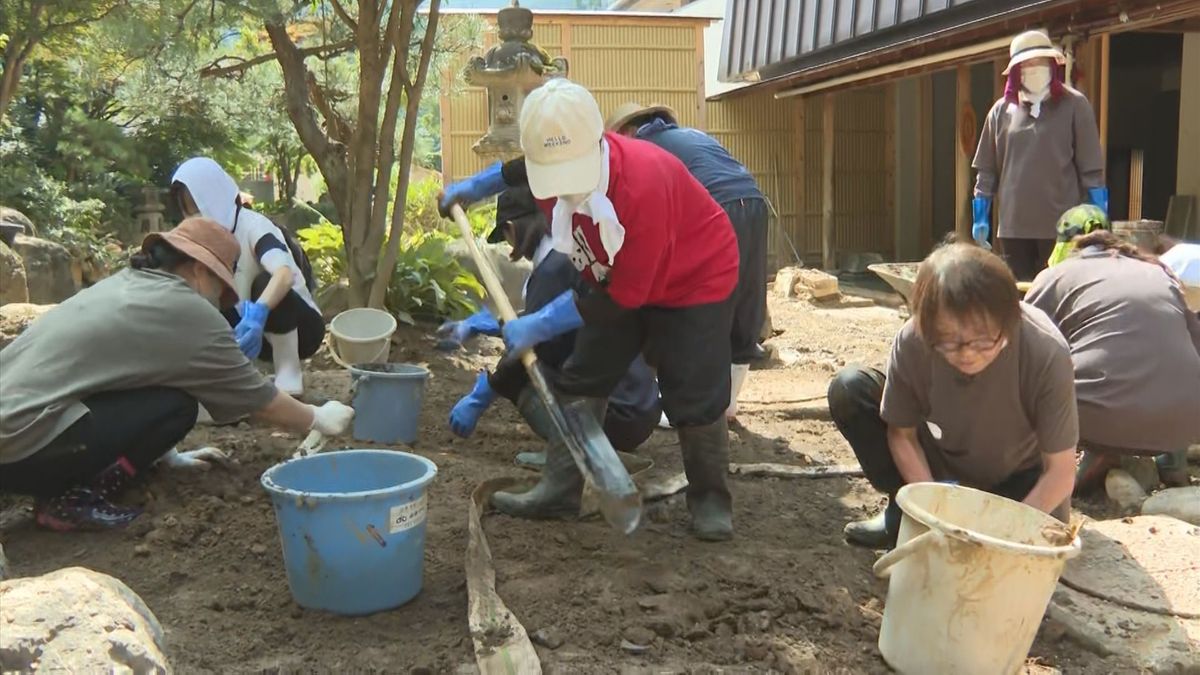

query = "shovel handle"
[[449, 204, 536, 371]]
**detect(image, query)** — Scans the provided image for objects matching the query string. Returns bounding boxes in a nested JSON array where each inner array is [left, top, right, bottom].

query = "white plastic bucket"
[[873, 483, 1081, 675], [329, 308, 397, 366]]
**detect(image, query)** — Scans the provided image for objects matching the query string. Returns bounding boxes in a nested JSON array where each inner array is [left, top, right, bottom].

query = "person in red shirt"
[[441, 78, 739, 541]]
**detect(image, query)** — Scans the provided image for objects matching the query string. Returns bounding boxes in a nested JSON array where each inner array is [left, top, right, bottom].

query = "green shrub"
[[296, 176, 488, 323]]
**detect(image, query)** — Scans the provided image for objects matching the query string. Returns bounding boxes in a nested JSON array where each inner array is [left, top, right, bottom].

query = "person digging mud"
[[441, 184, 661, 466], [828, 241, 1077, 549], [607, 102, 768, 425], [171, 157, 323, 397], [971, 30, 1107, 281], [1025, 206, 1200, 491], [440, 78, 739, 541], [0, 218, 354, 532]]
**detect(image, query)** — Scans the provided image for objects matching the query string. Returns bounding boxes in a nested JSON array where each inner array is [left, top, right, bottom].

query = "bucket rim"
[[260, 449, 437, 501], [896, 483, 1081, 559], [330, 308, 398, 344], [347, 363, 431, 379]]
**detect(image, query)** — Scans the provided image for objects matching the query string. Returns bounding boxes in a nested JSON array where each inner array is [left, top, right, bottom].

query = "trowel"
[[450, 204, 642, 535]]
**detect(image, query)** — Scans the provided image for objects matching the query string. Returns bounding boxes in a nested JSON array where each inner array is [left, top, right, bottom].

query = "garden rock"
[[0, 241, 29, 305], [0, 206, 36, 238], [0, 302, 55, 348], [1140, 487, 1200, 525], [12, 235, 78, 303], [0, 566, 170, 673], [446, 239, 531, 314], [1105, 469, 1147, 512]]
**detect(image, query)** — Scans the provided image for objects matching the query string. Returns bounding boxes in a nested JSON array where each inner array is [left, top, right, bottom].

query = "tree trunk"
[[0, 39, 37, 120], [368, 3, 442, 309]]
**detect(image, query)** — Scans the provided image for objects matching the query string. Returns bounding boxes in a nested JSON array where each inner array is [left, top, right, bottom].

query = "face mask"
[[1021, 65, 1052, 94]]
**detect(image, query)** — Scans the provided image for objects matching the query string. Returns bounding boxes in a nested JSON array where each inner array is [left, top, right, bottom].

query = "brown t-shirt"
[[880, 304, 1079, 488], [1026, 249, 1200, 451], [972, 87, 1105, 240], [0, 269, 277, 464]]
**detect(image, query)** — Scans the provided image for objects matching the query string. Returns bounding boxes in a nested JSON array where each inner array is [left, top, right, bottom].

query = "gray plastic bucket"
[[349, 364, 430, 444]]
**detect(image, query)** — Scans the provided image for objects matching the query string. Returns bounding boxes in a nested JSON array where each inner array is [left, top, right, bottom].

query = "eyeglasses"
[[932, 332, 1005, 355]]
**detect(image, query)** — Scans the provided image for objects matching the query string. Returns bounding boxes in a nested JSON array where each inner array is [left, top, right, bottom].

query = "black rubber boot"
[[513, 387, 553, 469], [34, 488, 143, 532], [844, 499, 901, 549], [491, 395, 604, 519], [678, 418, 734, 542], [1156, 450, 1189, 487], [90, 457, 139, 500]]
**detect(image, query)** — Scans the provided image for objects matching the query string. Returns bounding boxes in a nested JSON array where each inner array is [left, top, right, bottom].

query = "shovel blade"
[[560, 398, 643, 535]]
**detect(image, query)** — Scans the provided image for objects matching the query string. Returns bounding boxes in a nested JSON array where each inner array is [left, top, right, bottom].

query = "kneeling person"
[[827, 242, 1077, 548], [0, 218, 354, 531], [444, 185, 661, 462]]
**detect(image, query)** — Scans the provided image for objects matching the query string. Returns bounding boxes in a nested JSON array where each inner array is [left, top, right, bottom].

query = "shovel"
[[449, 204, 642, 534]]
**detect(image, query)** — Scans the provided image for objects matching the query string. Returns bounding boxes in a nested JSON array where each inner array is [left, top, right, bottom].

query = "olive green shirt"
[[880, 304, 1079, 488], [0, 268, 276, 464]]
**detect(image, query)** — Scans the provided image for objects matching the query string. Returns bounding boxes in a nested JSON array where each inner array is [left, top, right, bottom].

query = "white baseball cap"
[[519, 78, 604, 200]]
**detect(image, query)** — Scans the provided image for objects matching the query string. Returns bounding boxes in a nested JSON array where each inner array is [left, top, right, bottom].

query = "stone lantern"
[[133, 186, 166, 238], [463, 2, 568, 162]]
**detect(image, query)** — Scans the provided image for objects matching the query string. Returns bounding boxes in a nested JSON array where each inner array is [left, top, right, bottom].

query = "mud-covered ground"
[[0, 293, 1149, 673]]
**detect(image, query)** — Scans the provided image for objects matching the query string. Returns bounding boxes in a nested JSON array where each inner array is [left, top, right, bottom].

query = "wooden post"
[[792, 97, 806, 266], [822, 92, 835, 271], [919, 75, 933, 254], [1099, 34, 1110, 155], [694, 24, 707, 131], [884, 83, 896, 260], [955, 64, 972, 240]]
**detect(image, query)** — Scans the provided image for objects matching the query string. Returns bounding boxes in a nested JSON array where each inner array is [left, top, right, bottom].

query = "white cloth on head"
[[549, 139, 625, 261]]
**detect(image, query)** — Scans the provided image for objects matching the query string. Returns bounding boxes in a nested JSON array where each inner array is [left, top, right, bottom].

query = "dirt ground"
[[0, 292, 1147, 673]]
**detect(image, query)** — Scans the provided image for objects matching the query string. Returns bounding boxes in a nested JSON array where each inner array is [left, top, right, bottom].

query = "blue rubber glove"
[[435, 309, 501, 351], [234, 301, 270, 359], [971, 196, 992, 249], [502, 290, 584, 355], [1087, 187, 1109, 215], [449, 371, 497, 438], [439, 162, 507, 217]]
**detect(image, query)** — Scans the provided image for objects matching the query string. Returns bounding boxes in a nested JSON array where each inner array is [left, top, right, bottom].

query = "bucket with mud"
[[261, 449, 437, 615], [872, 483, 1081, 675], [1113, 219, 1164, 254], [329, 308, 396, 366], [349, 363, 430, 445]]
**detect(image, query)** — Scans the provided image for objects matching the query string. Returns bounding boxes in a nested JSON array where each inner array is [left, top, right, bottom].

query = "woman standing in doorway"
[[972, 30, 1108, 281]]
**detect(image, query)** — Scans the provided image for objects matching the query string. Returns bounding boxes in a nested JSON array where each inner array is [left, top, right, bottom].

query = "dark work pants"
[[725, 198, 769, 364], [221, 272, 325, 360], [555, 297, 733, 428], [491, 359, 661, 454], [0, 388, 198, 499], [998, 237, 1055, 282], [827, 365, 1068, 522]]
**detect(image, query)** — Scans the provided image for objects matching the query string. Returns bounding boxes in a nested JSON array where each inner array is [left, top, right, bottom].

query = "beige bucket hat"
[[1002, 30, 1066, 75], [606, 102, 679, 132]]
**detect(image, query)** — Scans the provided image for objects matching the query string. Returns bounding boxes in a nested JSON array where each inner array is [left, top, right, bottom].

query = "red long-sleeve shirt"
[[534, 132, 738, 309]]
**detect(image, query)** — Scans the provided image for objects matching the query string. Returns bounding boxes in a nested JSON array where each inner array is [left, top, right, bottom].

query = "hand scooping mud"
[[157, 446, 233, 470]]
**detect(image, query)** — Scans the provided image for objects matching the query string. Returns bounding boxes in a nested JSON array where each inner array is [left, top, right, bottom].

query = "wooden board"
[[1058, 515, 1200, 619]]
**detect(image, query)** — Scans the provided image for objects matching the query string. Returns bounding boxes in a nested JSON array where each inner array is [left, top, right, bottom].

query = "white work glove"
[[158, 446, 232, 470], [310, 401, 355, 436]]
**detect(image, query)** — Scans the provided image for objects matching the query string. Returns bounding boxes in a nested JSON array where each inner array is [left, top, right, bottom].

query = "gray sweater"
[[972, 86, 1105, 240]]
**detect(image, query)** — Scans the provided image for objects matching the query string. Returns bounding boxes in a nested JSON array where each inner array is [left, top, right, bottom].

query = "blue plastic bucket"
[[261, 449, 437, 615], [349, 363, 430, 445]]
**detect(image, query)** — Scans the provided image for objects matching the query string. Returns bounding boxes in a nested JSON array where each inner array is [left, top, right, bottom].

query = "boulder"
[[446, 239, 531, 314], [0, 567, 170, 673], [0, 206, 36, 238], [1105, 469, 1148, 513], [0, 302, 55, 349], [0, 240, 29, 305], [773, 267, 802, 298], [1141, 486, 1200, 525], [12, 235, 78, 304]]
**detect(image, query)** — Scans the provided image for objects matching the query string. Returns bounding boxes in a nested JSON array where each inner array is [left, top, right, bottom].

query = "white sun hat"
[[519, 77, 605, 200], [1002, 30, 1066, 75]]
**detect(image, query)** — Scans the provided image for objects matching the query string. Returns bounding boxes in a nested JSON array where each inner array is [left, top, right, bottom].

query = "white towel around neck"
[[549, 139, 626, 262]]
